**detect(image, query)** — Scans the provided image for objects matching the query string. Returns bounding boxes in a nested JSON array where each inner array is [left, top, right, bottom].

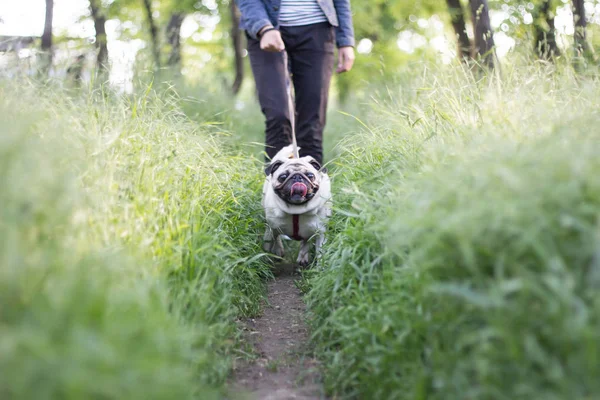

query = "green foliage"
[[306, 63, 600, 399], [351, 0, 442, 41], [337, 0, 457, 102], [0, 81, 269, 399]]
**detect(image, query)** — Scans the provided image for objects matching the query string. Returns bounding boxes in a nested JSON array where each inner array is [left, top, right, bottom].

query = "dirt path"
[[230, 264, 325, 400]]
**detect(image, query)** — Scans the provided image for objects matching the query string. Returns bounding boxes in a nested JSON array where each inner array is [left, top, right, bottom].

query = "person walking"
[[236, 0, 355, 164]]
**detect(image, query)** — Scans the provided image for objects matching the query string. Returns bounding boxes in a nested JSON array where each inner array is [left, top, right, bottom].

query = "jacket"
[[236, 0, 355, 48]]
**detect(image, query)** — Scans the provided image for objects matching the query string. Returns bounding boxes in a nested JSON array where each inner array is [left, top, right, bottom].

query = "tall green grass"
[[306, 62, 600, 399], [0, 81, 269, 399]]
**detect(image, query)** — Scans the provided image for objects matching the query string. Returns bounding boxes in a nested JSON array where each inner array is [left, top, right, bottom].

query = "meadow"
[[305, 62, 600, 399], [1, 59, 599, 400], [0, 81, 270, 398]]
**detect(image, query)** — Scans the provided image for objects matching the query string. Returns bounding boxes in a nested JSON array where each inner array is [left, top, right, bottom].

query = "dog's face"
[[265, 157, 326, 205]]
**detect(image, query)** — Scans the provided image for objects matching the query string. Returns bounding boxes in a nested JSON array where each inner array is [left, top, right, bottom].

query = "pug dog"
[[262, 145, 332, 267]]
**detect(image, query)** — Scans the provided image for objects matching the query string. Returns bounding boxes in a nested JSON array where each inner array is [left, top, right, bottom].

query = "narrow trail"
[[230, 263, 325, 400]]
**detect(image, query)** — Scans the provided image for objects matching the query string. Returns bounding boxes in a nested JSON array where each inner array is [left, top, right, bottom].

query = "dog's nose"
[[292, 174, 303, 182]]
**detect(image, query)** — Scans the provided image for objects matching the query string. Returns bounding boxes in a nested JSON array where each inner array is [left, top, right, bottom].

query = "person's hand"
[[260, 28, 285, 52], [336, 46, 355, 73]]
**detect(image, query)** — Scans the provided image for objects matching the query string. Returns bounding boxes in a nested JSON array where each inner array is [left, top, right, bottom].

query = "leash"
[[283, 51, 302, 241], [282, 51, 300, 159]]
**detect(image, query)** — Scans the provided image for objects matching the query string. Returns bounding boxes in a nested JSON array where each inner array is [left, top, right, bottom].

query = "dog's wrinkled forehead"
[[284, 162, 312, 173], [265, 156, 325, 177]]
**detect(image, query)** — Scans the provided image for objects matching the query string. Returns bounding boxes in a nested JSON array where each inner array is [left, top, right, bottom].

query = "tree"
[[572, 0, 593, 58], [89, 0, 108, 71], [446, 0, 471, 60], [469, 0, 495, 68], [142, 0, 161, 70], [230, 2, 244, 95], [166, 12, 185, 69], [41, 0, 54, 73], [533, 0, 559, 59]]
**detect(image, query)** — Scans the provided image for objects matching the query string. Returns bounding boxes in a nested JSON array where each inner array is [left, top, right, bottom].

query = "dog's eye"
[[307, 173, 315, 180], [278, 174, 288, 182]]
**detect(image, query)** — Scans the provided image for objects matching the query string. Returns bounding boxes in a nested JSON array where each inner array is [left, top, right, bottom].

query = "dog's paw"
[[264, 237, 285, 258], [274, 246, 285, 258], [296, 253, 310, 268], [272, 240, 285, 258], [263, 241, 272, 253]]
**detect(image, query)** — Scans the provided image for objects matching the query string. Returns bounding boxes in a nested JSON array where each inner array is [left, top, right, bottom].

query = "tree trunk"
[[89, 0, 108, 71], [230, 2, 244, 95], [469, 0, 495, 68], [142, 0, 161, 70], [446, 0, 471, 60], [572, 0, 593, 58], [41, 0, 54, 73], [166, 12, 185, 69], [534, 0, 559, 59]]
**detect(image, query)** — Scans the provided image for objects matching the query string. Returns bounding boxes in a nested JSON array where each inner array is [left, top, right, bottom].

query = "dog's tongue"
[[290, 182, 308, 197]]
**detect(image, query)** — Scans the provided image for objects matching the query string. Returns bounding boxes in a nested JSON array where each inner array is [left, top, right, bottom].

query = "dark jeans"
[[247, 22, 335, 164]]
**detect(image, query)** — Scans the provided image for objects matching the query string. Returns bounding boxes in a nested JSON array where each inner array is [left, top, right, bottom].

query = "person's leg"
[[246, 35, 292, 161], [285, 23, 335, 164]]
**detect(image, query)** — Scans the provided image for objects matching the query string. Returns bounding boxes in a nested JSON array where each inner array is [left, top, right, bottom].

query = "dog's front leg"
[[263, 227, 274, 253], [272, 234, 285, 258], [264, 228, 285, 257], [315, 232, 325, 261], [297, 240, 311, 267]]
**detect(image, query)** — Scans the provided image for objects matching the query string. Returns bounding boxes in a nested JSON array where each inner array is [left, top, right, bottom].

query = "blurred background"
[[2, 0, 598, 159], [1, 0, 598, 95]]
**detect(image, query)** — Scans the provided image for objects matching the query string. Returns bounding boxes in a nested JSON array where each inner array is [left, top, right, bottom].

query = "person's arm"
[[333, 0, 355, 72], [235, 0, 272, 39], [332, 0, 355, 48]]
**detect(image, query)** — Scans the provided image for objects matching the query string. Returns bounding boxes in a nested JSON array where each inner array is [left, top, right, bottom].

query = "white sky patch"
[[397, 15, 453, 60], [356, 38, 373, 54], [430, 14, 445, 31], [590, 3, 600, 24], [430, 36, 455, 64], [494, 32, 516, 58], [185, 13, 219, 42], [108, 38, 145, 93], [417, 18, 429, 29], [555, 4, 575, 35], [103, 18, 144, 93], [0, 0, 46, 36], [490, 10, 508, 31], [0, 0, 90, 37], [397, 30, 427, 54], [181, 16, 200, 39], [202, 0, 218, 12]]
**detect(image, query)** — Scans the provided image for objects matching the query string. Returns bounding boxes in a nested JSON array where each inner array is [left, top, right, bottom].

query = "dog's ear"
[[309, 160, 327, 174], [265, 160, 284, 176]]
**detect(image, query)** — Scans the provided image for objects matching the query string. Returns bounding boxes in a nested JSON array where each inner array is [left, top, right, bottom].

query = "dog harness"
[[291, 214, 303, 241]]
